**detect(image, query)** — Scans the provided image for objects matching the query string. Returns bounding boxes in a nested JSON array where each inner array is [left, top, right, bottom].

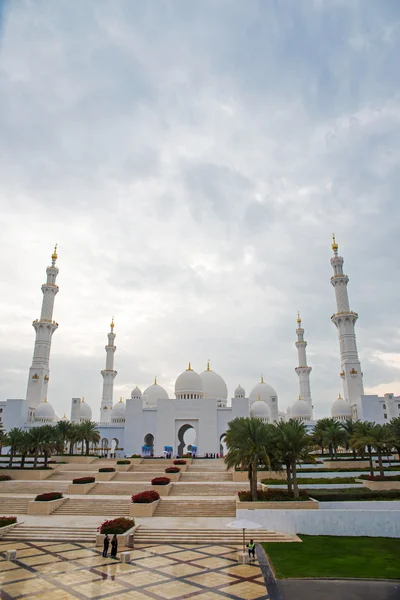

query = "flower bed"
[[130, 455, 141, 458], [99, 468, 116, 473], [262, 476, 357, 485], [117, 460, 130, 465], [72, 477, 95, 484], [165, 467, 180, 473], [0, 516, 17, 528], [132, 490, 160, 503], [173, 460, 186, 465], [35, 492, 63, 502], [0, 475, 12, 481], [151, 477, 171, 486], [98, 517, 135, 535], [309, 488, 400, 501], [238, 489, 311, 502], [359, 474, 400, 481]]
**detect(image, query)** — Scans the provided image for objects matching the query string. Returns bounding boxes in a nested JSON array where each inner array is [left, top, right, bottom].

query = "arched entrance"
[[220, 433, 227, 457], [110, 438, 119, 458], [144, 433, 154, 457], [101, 438, 109, 458], [177, 424, 196, 457]]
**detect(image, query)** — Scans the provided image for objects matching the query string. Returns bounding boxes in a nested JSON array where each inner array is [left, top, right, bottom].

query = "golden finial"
[[119, 396, 123, 403], [44, 397, 48, 403], [51, 243, 58, 262], [82, 396, 85, 403], [260, 375, 264, 384], [154, 376, 157, 385], [207, 359, 210, 371], [257, 394, 261, 401], [332, 233, 338, 253], [338, 392, 342, 399], [187, 362, 192, 371], [110, 316, 114, 330], [297, 311, 301, 325], [298, 394, 301, 400], [63, 413, 67, 419]]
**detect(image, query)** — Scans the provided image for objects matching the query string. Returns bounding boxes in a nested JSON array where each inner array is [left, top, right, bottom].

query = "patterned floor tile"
[[118, 570, 169, 586], [165, 549, 207, 561], [187, 571, 238, 587], [158, 563, 206, 577], [145, 580, 202, 599], [192, 556, 235, 569], [219, 580, 268, 599], [75, 579, 128, 598]]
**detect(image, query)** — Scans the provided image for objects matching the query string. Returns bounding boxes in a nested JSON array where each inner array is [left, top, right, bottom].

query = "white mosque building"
[[1, 238, 399, 456]]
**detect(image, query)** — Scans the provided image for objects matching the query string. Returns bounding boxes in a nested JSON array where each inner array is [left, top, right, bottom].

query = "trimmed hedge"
[[99, 468, 116, 473], [165, 467, 180, 473], [173, 460, 187, 465], [359, 474, 400, 482], [151, 477, 171, 486], [35, 492, 63, 502], [117, 460, 130, 465], [98, 517, 135, 534], [309, 488, 400, 501], [238, 489, 310, 502], [131, 490, 160, 503], [72, 477, 95, 484], [262, 477, 357, 485], [0, 516, 17, 528], [0, 475, 12, 481], [129, 455, 141, 458]]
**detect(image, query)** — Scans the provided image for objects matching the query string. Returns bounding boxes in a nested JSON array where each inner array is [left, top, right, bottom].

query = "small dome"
[[250, 400, 270, 421], [79, 398, 92, 421], [200, 363, 228, 401], [331, 393, 352, 419], [235, 384, 245, 398], [35, 399, 55, 422], [111, 398, 126, 421], [143, 378, 169, 406], [175, 363, 204, 399], [131, 386, 142, 399], [249, 377, 278, 406], [291, 397, 312, 419]]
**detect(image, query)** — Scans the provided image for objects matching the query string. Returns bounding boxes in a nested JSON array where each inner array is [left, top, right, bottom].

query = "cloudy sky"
[[0, 0, 400, 421]]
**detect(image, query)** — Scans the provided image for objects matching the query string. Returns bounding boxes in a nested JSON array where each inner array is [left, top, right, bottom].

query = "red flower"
[[151, 477, 171, 485], [165, 467, 180, 473], [131, 490, 160, 503]]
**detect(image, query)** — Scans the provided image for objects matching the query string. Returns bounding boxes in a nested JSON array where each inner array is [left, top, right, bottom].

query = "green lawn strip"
[[262, 536, 400, 579], [262, 477, 357, 485], [298, 466, 400, 473], [309, 488, 400, 501]]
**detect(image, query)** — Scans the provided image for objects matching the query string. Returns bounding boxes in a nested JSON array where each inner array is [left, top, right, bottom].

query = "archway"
[[220, 433, 227, 457], [144, 433, 154, 457], [177, 424, 196, 457], [110, 438, 119, 459], [101, 438, 109, 458]]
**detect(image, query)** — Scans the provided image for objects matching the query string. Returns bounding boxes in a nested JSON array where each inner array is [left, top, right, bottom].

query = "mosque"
[[1, 238, 399, 456]]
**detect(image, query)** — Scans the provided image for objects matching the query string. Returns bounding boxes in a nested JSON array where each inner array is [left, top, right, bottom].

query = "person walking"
[[102, 534, 109, 558], [247, 539, 256, 561], [110, 534, 118, 559]]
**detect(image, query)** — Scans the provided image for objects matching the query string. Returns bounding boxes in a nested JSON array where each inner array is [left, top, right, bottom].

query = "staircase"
[[130, 463, 172, 472], [0, 481, 69, 494], [154, 499, 236, 517], [1, 525, 96, 543], [87, 482, 147, 495], [115, 472, 163, 481], [0, 496, 30, 514], [170, 484, 244, 496], [53, 497, 130, 516], [134, 527, 300, 545], [48, 470, 96, 480], [180, 472, 233, 481]]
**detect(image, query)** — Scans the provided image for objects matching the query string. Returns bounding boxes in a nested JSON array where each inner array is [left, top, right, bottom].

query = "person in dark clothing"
[[110, 534, 118, 559], [247, 539, 256, 561], [102, 534, 109, 557]]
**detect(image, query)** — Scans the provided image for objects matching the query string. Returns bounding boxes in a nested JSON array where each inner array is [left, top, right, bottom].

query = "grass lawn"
[[262, 536, 400, 579]]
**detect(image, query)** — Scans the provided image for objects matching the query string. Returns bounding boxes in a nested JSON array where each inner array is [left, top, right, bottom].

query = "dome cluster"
[[111, 397, 126, 423], [290, 396, 312, 422], [331, 393, 352, 420], [34, 398, 56, 422]]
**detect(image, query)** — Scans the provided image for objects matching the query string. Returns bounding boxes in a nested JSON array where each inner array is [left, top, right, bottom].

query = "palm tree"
[[0, 422, 5, 455], [368, 424, 395, 477], [224, 417, 275, 501], [66, 423, 81, 455], [54, 420, 72, 454], [28, 426, 56, 468], [389, 417, 400, 458], [322, 420, 347, 459], [4, 428, 24, 467], [341, 419, 357, 458], [77, 421, 100, 455], [311, 418, 334, 456], [350, 421, 375, 476], [18, 431, 33, 468], [275, 420, 316, 499]]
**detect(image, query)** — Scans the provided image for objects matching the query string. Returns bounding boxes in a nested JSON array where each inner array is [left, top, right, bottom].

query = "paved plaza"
[[0, 540, 270, 600]]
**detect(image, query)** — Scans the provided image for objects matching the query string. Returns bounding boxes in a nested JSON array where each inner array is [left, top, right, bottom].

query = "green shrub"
[[238, 489, 310, 502], [72, 477, 95, 484], [0, 516, 17, 528], [359, 474, 400, 481], [129, 455, 141, 458], [117, 460, 130, 465], [262, 476, 357, 485], [309, 488, 400, 501], [99, 468, 116, 473]]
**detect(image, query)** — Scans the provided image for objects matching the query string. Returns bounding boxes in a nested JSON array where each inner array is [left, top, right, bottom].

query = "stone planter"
[[68, 482, 96, 495], [360, 480, 400, 490], [164, 472, 181, 482], [96, 525, 137, 547], [150, 483, 172, 496], [237, 499, 319, 510], [232, 470, 285, 483], [323, 460, 370, 469], [97, 471, 116, 481], [116, 464, 132, 472], [27, 497, 66, 515], [0, 469, 53, 480], [51, 456, 99, 464], [129, 459, 143, 465], [129, 500, 160, 517], [172, 464, 188, 472]]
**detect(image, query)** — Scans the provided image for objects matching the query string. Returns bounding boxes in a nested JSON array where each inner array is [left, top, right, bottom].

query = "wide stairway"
[[171, 483, 246, 496], [87, 482, 146, 495], [0, 496, 30, 514], [114, 472, 164, 481], [154, 498, 236, 517], [181, 471, 233, 481], [1, 525, 96, 543], [0, 481, 70, 494], [52, 497, 130, 516], [48, 470, 96, 480], [130, 462, 173, 472], [134, 527, 300, 545]]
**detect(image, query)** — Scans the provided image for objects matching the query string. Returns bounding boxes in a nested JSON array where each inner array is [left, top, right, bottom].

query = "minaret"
[[294, 313, 313, 418], [26, 245, 59, 409], [330, 235, 364, 409], [100, 317, 117, 422]]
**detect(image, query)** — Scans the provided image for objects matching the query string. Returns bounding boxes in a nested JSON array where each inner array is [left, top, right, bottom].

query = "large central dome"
[[249, 377, 278, 406], [175, 363, 204, 399], [143, 379, 169, 407], [200, 362, 228, 402]]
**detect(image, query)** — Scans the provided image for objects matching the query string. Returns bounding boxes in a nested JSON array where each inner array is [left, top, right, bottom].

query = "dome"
[[235, 384, 245, 398], [35, 399, 55, 422], [290, 397, 312, 420], [131, 386, 142, 400], [331, 393, 352, 419], [111, 398, 126, 422], [79, 397, 92, 421], [249, 377, 278, 406], [250, 399, 270, 420], [175, 363, 204, 399], [200, 363, 228, 401], [143, 378, 169, 406]]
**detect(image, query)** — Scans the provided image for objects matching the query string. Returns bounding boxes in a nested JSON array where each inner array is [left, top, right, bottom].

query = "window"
[[383, 404, 386, 409], [384, 414, 387, 419], [0, 408, 2, 413]]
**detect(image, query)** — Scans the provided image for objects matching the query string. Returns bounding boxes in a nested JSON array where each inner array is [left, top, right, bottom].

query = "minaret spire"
[[26, 245, 60, 409], [100, 317, 117, 422], [295, 313, 313, 419], [330, 235, 363, 414]]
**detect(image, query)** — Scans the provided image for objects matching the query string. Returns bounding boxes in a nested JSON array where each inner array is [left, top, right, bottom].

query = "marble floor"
[[0, 540, 270, 599]]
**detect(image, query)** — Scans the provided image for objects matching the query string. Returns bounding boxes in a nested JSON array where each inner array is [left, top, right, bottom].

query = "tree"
[[275, 420, 316, 499], [0, 422, 5, 455], [321, 420, 347, 459], [66, 423, 81, 455], [224, 417, 275, 501], [350, 421, 375, 476], [4, 428, 24, 467], [389, 417, 400, 458], [368, 424, 395, 477], [77, 421, 100, 455], [341, 419, 357, 457], [54, 420, 72, 454], [18, 431, 33, 468], [28, 426, 56, 468]]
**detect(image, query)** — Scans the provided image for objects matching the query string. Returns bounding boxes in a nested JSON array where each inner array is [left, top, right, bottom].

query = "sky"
[[0, 0, 400, 421]]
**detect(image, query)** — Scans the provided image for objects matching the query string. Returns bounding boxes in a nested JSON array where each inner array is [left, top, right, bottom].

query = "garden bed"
[[0, 469, 53, 480], [237, 489, 317, 509], [28, 495, 65, 515], [262, 476, 357, 485], [309, 488, 400, 501], [96, 517, 136, 546]]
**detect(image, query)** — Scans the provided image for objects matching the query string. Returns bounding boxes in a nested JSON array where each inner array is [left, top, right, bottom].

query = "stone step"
[[180, 472, 233, 481], [52, 498, 130, 516], [2, 525, 96, 542], [170, 484, 244, 496], [117, 472, 165, 481], [87, 483, 147, 495], [0, 497, 30, 514], [0, 481, 70, 494], [134, 527, 299, 544], [154, 500, 236, 517], [48, 471, 97, 480]]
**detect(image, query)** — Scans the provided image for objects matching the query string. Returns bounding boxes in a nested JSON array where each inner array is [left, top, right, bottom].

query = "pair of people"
[[102, 533, 118, 559]]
